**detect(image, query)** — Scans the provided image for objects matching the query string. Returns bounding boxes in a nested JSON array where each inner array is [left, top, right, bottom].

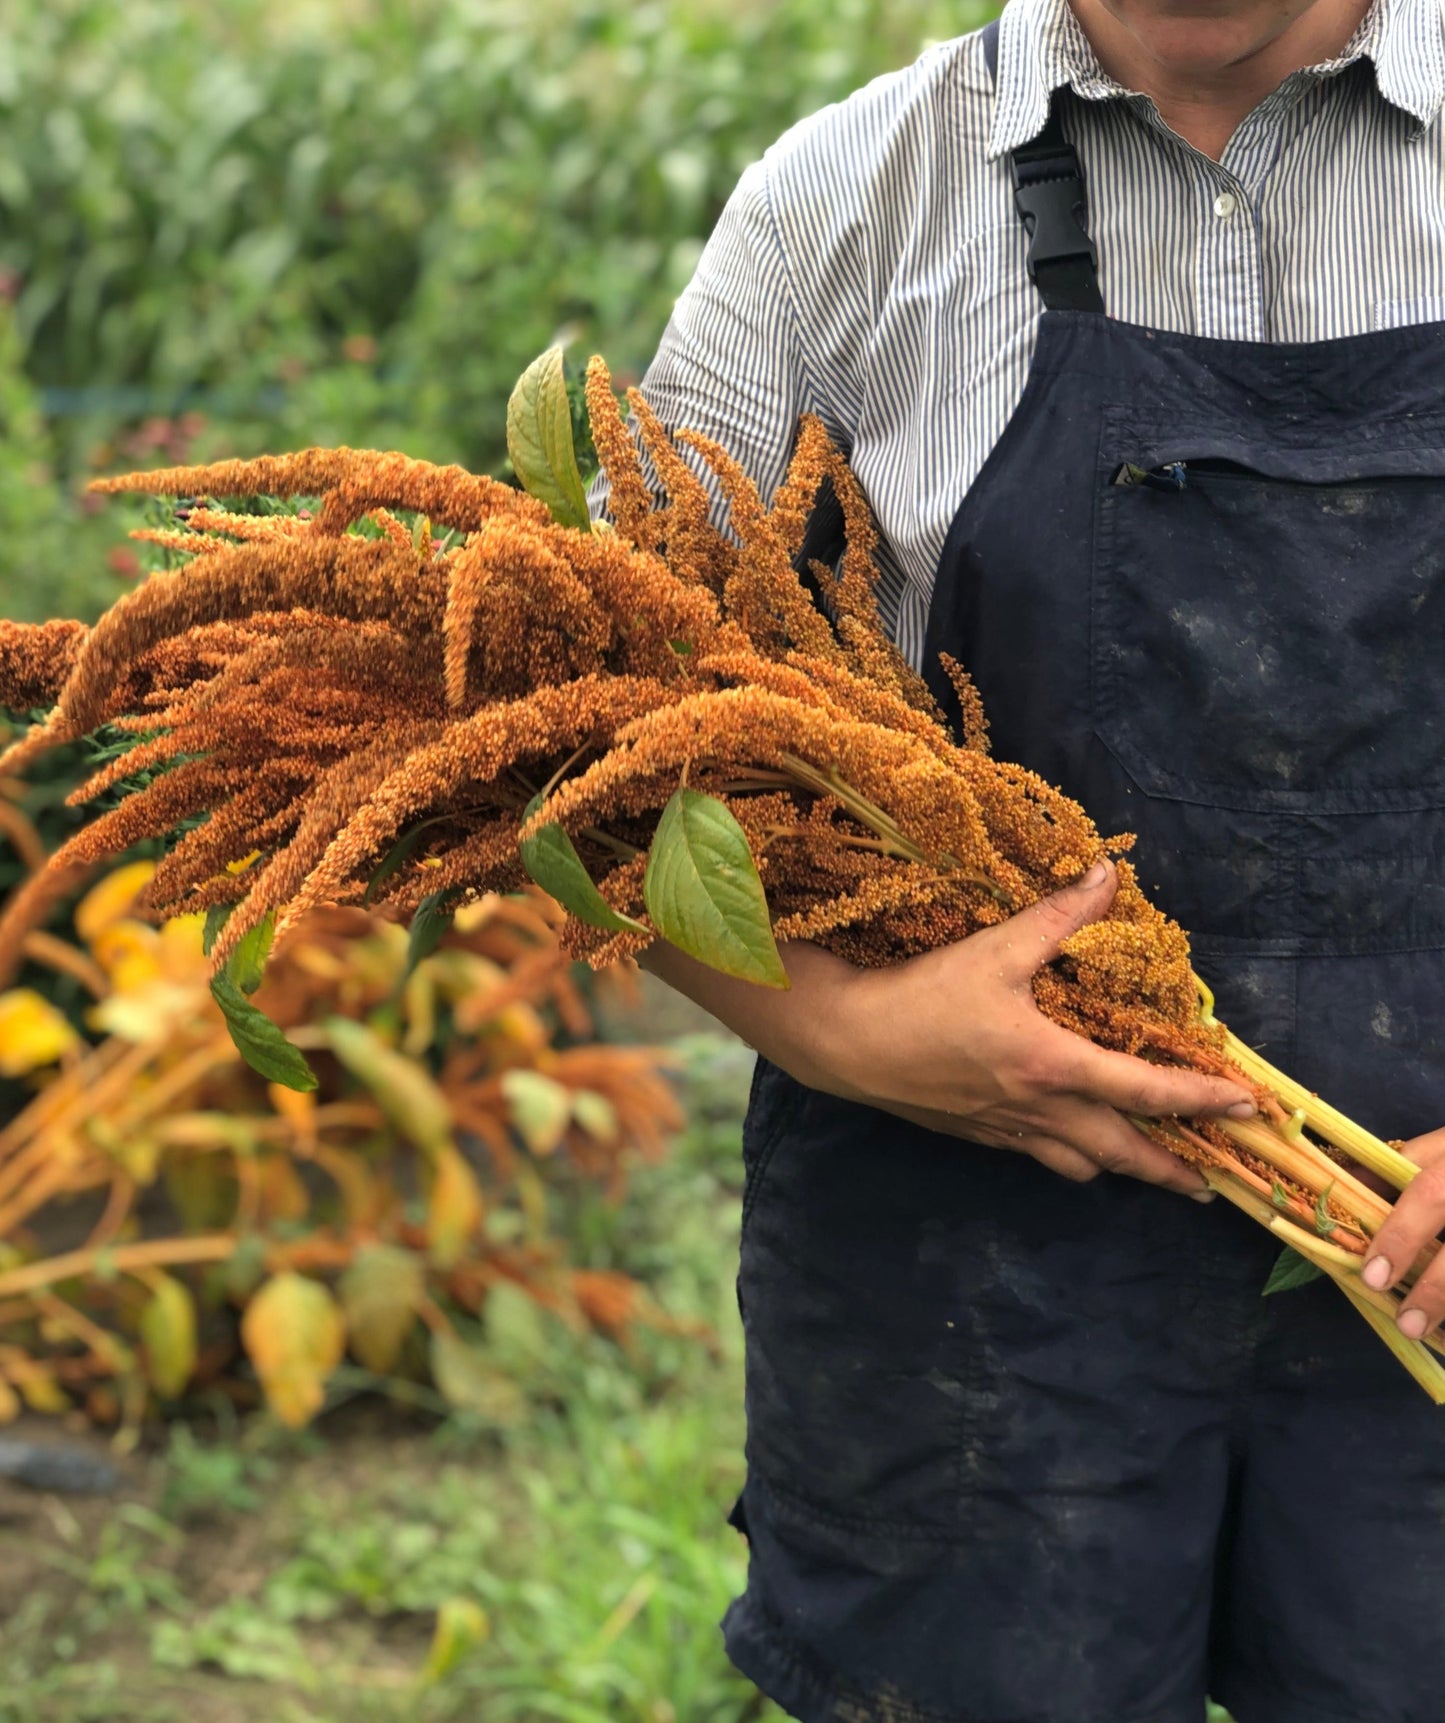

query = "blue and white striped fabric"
[[610, 0, 1445, 668]]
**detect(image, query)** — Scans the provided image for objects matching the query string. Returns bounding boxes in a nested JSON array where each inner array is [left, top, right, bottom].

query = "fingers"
[[1398, 1126, 1445, 1170], [1047, 1097, 1212, 1197], [1052, 1036, 1255, 1122], [883, 1097, 1210, 1198], [885, 1100, 1107, 1182], [981, 858, 1119, 983], [1362, 1158, 1445, 1336]]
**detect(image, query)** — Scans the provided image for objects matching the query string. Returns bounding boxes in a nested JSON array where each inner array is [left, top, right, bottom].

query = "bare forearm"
[[638, 938, 852, 1092], [635, 863, 1254, 1199]]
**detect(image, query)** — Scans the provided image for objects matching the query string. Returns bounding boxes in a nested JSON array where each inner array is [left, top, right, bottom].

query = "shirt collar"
[[984, 0, 1445, 160]]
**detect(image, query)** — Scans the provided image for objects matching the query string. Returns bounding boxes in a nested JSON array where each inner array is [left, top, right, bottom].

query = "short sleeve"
[[590, 159, 809, 523]]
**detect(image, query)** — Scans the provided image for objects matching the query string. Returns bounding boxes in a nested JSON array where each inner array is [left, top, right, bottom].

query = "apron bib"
[[723, 32, 1445, 1720]]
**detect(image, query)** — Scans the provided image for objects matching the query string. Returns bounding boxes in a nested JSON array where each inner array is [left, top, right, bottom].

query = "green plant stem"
[[774, 752, 1010, 903]]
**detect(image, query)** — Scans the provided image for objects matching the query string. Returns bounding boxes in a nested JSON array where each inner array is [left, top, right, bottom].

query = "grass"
[[0, 1031, 1240, 1721], [0, 1034, 783, 1723]]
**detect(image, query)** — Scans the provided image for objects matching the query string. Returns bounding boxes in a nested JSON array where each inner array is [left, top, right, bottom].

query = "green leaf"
[[202, 902, 236, 957], [500, 1068, 572, 1156], [1262, 1245, 1326, 1296], [1314, 1180, 1338, 1238], [506, 347, 592, 529], [364, 823, 427, 905], [139, 1273, 197, 1399], [325, 1017, 453, 1158], [519, 793, 645, 933], [403, 891, 454, 981], [227, 912, 275, 996], [210, 973, 318, 1093], [1270, 1180, 1290, 1210], [429, 1332, 526, 1426], [338, 1245, 425, 1375], [642, 788, 788, 989], [420, 1596, 490, 1687], [224, 1234, 269, 1305]]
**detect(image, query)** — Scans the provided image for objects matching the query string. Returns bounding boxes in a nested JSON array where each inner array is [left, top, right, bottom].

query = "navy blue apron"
[[722, 26, 1445, 1723]]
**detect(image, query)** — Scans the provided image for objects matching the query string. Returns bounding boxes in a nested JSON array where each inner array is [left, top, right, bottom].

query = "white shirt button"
[[1213, 191, 1238, 219]]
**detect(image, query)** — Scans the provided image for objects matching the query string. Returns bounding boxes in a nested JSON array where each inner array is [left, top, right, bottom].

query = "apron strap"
[[982, 18, 1104, 314]]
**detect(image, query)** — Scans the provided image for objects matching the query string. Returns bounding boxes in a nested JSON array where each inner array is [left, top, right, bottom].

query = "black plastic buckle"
[[1011, 172, 1098, 283]]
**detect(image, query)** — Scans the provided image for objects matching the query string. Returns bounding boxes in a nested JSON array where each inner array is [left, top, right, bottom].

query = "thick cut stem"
[[1217, 1022, 1420, 1192]]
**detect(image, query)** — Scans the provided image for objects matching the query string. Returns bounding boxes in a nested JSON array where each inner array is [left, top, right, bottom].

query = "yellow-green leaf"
[[338, 1244, 426, 1374], [19, 1370, 70, 1415], [570, 1089, 618, 1144], [643, 788, 788, 988], [241, 1272, 346, 1429], [325, 1017, 453, 1158], [429, 1331, 525, 1425], [506, 347, 591, 529], [0, 988, 81, 1076], [500, 1069, 572, 1157], [420, 1596, 491, 1686], [520, 794, 646, 933], [139, 1273, 197, 1399], [426, 1146, 486, 1270]]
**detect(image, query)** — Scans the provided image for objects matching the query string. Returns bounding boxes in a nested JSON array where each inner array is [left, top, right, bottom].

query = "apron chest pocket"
[[1091, 421, 1445, 814]]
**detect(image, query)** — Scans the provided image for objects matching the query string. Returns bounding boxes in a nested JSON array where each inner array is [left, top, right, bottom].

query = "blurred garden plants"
[[0, 845, 686, 1439], [0, 0, 986, 622]]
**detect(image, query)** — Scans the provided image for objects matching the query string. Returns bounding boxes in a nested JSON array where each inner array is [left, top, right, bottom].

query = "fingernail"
[[1189, 1189, 1217, 1203], [1362, 1255, 1393, 1291], [1081, 860, 1109, 887], [1227, 1100, 1256, 1120], [1399, 1308, 1429, 1341]]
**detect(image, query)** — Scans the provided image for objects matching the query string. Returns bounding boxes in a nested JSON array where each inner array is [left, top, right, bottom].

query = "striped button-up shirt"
[[624, 0, 1445, 667]]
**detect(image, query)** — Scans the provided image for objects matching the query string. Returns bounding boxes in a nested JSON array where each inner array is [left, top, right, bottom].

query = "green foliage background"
[[0, 0, 991, 622]]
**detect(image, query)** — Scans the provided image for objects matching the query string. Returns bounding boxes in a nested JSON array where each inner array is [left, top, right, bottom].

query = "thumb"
[[990, 858, 1119, 982]]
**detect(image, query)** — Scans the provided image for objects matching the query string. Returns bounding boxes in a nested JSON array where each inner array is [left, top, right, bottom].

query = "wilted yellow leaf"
[[240, 1272, 346, 1429], [74, 860, 156, 944], [90, 920, 163, 993], [451, 895, 501, 934], [401, 967, 436, 1058], [139, 1273, 198, 1398], [110, 1130, 162, 1185], [19, 1369, 71, 1415], [0, 988, 80, 1075], [0, 1378, 20, 1424], [268, 1081, 317, 1148], [84, 979, 194, 1042], [500, 1069, 571, 1156], [570, 1090, 618, 1144], [419, 1596, 490, 1686], [257, 1155, 311, 1223], [426, 1145, 485, 1270], [494, 1002, 549, 1056], [338, 1245, 425, 1374], [158, 912, 208, 980], [325, 1017, 454, 1158]]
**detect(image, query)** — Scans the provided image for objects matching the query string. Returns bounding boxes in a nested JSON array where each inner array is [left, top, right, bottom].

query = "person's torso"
[[756, 0, 1445, 663]]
